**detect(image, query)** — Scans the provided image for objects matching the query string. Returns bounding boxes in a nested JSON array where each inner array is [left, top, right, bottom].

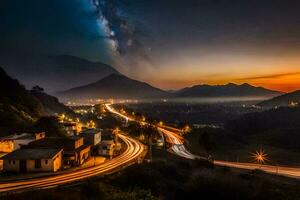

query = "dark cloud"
[[237, 72, 300, 81]]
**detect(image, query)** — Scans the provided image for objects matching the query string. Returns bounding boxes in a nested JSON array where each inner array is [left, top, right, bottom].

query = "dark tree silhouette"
[[142, 124, 159, 162], [34, 116, 67, 137], [31, 85, 44, 93]]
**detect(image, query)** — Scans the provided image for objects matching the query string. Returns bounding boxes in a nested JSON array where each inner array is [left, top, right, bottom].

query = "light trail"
[[157, 127, 198, 160], [0, 134, 145, 193], [106, 104, 300, 179], [105, 103, 134, 122]]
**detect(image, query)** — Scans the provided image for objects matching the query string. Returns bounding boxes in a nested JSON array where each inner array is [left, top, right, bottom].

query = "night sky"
[[1, 0, 300, 92]]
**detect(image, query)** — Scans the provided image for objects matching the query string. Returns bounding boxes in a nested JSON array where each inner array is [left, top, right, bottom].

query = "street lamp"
[[251, 149, 268, 167]]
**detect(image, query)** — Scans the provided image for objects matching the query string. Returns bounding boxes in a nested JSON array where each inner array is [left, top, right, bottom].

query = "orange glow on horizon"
[[136, 53, 300, 93], [147, 72, 300, 93], [242, 73, 300, 92]]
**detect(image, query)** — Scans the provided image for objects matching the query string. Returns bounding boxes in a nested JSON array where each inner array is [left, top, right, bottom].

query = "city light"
[[113, 127, 120, 134], [87, 120, 96, 129]]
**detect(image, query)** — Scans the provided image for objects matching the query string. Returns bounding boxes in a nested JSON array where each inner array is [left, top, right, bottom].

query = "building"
[[98, 132, 115, 157], [98, 141, 115, 157], [80, 129, 101, 146], [25, 136, 90, 166], [2, 148, 63, 173], [61, 122, 82, 136], [0, 132, 45, 153]]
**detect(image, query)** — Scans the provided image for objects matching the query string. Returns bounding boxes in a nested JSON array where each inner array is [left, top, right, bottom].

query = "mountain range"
[[57, 72, 283, 101], [0, 54, 285, 101], [177, 83, 282, 98]]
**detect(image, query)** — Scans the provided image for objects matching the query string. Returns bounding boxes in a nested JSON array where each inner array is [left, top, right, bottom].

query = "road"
[[0, 134, 145, 193], [158, 126, 300, 179], [106, 104, 300, 179]]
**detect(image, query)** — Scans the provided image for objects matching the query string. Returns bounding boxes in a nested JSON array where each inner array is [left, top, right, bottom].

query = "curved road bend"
[[0, 134, 145, 193], [106, 104, 300, 179]]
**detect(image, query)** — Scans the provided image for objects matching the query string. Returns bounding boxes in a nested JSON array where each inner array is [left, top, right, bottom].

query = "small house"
[[2, 148, 63, 173], [0, 132, 45, 153], [61, 122, 82, 136], [80, 129, 101, 146], [26, 136, 91, 166], [98, 132, 115, 157]]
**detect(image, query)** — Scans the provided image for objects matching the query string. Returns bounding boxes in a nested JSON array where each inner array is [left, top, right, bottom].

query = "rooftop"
[[26, 137, 83, 149], [62, 122, 78, 127], [0, 133, 35, 141], [2, 148, 62, 160], [80, 128, 101, 135]]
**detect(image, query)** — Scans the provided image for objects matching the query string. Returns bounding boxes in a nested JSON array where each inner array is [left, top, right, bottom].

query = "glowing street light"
[[251, 149, 268, 165]]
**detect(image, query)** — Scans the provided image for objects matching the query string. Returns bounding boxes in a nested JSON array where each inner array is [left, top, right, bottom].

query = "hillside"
[[258, 90, 300, 107], [0, 67, 43, 132], [57, 73, 171, 100], [185, 106, 300, 165], [224, 107, 300, 163], [30, 87, 76, 117], [0, 67, 75, 133], [0, 55, 119, 92], [177, 83, 282, 98]]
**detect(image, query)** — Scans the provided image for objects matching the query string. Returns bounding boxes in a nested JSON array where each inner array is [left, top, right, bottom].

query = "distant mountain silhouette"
[[0, 67, 75, 133], [0, 55, 118, 92], [258, 90, 300, 107], [176, 83, 282, 98], [57, 73, 170, 100]]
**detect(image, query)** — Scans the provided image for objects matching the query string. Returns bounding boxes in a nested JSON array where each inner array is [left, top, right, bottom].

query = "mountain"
[[176, 83, 282, 98], [258, 90, 300, 107], [0, 67, 75, 133], [0, 55, 119, 92], [57, 73, 170, 100]]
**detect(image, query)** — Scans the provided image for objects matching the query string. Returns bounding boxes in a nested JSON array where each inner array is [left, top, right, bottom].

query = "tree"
[[142, 125, 159, 162], [31, 85, 44, 93], [125, 122, 143, 137], [34, 116, 67, 137]]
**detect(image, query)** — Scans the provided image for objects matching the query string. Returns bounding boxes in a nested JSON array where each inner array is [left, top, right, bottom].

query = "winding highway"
[[0, 134, 145, 193], [106, 104, 300, 179]]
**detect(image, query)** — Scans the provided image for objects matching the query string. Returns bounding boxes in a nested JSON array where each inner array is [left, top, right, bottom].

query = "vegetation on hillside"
[[0, 67, 76, 136], [186, 107, 300, 165]]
